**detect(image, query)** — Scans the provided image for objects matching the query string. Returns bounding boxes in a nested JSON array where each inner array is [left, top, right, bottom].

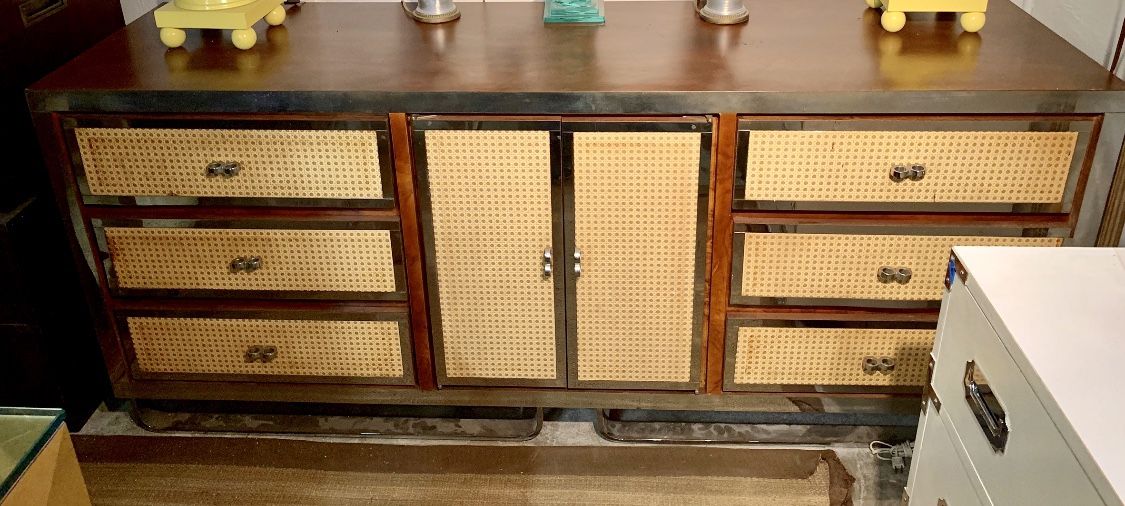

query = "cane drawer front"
[[70, 124, 392, 205], [724, 321, 934, 392], [121, 314, 412, 384], [99, 224, 404, 299], [734, 230, 1061, 305], [930, 282, 1102, 506], [416, 126, 563, 386], [736, 118, 1093, 211], [569, 127, 708, 389]]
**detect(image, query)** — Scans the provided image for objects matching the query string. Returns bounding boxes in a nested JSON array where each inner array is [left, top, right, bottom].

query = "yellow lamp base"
[[154, 0, 286, 50], [866, 0, 987, 33]]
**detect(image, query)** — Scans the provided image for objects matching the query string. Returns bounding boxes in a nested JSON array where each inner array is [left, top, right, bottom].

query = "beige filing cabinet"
[[906, 247, 1125, 505]]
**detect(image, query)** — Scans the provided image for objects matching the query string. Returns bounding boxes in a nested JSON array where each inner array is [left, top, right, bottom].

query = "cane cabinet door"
[[564, 119, 711, 389], [413, 118, 566, 387]]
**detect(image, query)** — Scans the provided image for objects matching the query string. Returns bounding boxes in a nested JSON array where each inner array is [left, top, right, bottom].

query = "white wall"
[[1012, 0, 1125, 77]]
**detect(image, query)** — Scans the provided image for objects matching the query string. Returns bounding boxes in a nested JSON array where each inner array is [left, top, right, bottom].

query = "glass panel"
[[0, 408, 64, 498]]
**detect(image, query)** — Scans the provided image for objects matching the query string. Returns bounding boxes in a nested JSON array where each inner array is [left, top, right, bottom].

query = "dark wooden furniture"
[[2, 0, 122, 429], [26, 1, 1125, 419]]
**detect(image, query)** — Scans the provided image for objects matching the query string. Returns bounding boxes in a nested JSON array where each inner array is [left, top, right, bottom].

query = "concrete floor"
[[78, 409, 909, 505]]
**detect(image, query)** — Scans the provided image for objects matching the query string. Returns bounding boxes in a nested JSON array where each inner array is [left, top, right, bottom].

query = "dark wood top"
[[28, 0, 1125, 114]]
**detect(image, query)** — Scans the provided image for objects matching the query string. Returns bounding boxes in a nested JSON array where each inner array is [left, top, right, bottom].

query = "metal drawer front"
[[124, 315, 411, 384], [104, 227, 401, 297], [737, 232, 1061, 303], [931, 283, 1103, 505], [742, 130, 1077, 203], [906, 400, 988, 506], [726, 323, 933, 391], [74, 127, 386, 200]]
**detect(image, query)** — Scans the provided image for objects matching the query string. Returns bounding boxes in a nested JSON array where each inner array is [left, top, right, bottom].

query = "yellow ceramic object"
[[154, 0, 286, 50], [867, 0, 987, 33]]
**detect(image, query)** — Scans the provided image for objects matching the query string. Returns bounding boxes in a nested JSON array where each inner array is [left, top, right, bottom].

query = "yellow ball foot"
[[231, 28, 257, 50], [960, 12, 986, 33], [865, 0, 882, 8], [160, 27, 187, 48], [265, 5, 286, 26], [880, 11, 906, 32]]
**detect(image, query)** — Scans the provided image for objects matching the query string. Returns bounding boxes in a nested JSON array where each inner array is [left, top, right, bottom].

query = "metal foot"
[[593, 409, 916, 444], [130, 400, 543, 441]]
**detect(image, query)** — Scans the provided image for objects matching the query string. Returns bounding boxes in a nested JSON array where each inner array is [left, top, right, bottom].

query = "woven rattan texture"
[[732, 326, 933, 386], [106, 228, 397, 292], [743, 131, 1078, 203], [424, 131, 558, 380], [573, 132, 702, 383], [127, 317, 404, 377], [75, 128, 384, 199], [741, 233, 1060, 300]]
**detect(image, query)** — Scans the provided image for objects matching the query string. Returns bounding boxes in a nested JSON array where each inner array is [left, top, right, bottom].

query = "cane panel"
[[731, 326, 933, 386], [424, 130, 558, 380], [75, 128, 384, 199], [572, 132, 702, 383], [741, 233, 1061, 300], [105, 228, 397, 293], [743, 131, 1078, 203], [127, 317, 404, 378]]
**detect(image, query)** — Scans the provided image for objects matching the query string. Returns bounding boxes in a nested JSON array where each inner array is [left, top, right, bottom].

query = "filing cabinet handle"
[[245, 345, 263, 362], [543, 248, 553, 277], [573, 249, 582, 276], [260, 345, 278, 363], [964, 361, 1009, 452]]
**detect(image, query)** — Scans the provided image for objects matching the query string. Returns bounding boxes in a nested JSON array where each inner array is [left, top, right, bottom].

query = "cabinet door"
[[564, 119, 711, 389], [414, 118, 566, 387]]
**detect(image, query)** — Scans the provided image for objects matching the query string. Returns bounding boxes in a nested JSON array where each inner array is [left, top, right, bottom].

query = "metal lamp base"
[[697, 0, 748, 25], [403, 1, 460, 24]]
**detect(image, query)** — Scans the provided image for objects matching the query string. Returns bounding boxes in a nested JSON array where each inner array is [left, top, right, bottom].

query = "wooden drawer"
[[724, 318, 934, 393], [735, 117, 1095, 213], [118, 310, 413, 385], [931, 281, 1102, 505], [732, 225, 1061, 308], [64, 117, 393, 207], [93, 219, 406, 300]]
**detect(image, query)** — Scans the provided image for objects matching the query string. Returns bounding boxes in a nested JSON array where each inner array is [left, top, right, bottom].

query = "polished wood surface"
[[29, 1, 1125, 98], [390, 113, 436, 390], [704, 113, 736, 394]]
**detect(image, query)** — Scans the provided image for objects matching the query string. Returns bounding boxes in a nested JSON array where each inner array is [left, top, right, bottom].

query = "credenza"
[[25, 0, 1125, 423]]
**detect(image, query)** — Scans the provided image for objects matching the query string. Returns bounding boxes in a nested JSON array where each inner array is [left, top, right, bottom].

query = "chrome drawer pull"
[[889, 164, 926, 182], [260, 345, 278, 363], [964, 360, 1009, 452], [573, 249, 583, 276], [908, 164, 926, 181], [230, 256, 262, 273], [204, 161, 243, 178], [244, 345, 262, 362], [863, 356, 896, 374], [543, 248, 552, 277], [878, 266, 913, 284]]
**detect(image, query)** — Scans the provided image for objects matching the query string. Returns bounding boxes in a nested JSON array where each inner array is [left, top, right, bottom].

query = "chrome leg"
[[593, 409, 915, 444], [130, 401, 544, 441]]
